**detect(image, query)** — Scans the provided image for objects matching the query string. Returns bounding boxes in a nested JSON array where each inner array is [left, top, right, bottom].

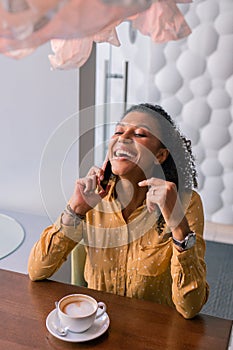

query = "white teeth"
[[114, 149, 135, 158]]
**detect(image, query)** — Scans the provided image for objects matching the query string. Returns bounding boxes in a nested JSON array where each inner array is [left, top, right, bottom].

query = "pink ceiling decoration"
[[0, 0, 192, 69]]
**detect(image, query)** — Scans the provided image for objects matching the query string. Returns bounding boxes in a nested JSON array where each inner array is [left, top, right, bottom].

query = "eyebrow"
[[116, 122, 152, 132]]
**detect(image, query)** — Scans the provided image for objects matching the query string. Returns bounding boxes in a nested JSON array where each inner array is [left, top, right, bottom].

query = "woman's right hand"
[[68, 166, 110, 215]]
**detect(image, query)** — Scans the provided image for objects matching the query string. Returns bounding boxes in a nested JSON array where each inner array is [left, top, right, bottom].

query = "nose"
[[118, 135, 133, 144], [118, 129, 133, 143], [118, 137, 132, 144]]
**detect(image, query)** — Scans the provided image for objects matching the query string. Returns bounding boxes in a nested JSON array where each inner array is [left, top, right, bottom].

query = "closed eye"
[[134, 133, 146, 137]]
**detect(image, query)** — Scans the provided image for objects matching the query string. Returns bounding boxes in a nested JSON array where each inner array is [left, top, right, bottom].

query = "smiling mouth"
[[112, 149, 137, 160]]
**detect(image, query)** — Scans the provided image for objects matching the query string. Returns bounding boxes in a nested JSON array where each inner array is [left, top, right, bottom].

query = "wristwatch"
[[172, 232, 196, 251]]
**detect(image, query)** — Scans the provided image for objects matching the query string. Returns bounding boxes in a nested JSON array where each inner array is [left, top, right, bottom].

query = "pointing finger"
[[138, 180, 149, 187]]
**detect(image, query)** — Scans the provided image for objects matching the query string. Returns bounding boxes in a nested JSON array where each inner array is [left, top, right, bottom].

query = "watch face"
[[172, 232, 196, 250], [185, 233, 196, 249]]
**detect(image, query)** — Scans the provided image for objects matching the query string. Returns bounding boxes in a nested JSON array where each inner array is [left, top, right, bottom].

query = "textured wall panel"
[[96, 0, 233, 224]]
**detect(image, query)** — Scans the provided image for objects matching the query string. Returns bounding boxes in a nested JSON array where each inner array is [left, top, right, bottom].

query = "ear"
[[154, 148, 169, 165]]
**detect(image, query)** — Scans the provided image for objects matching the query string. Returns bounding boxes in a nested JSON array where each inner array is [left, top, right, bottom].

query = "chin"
[[112, 163, 142, 178], [110, 163, 133, 177], [111, 168, 130, 177]]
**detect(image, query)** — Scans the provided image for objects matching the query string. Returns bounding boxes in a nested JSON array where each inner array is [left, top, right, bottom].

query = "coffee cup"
[[57, 294, 107, 333]]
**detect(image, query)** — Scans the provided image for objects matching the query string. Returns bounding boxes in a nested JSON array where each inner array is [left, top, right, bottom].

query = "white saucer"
[[46, 308, 110, 342]]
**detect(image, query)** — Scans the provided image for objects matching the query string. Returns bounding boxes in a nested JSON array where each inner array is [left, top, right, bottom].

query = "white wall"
[[0, 43, 78, 217], [96, 0, 233, 225]]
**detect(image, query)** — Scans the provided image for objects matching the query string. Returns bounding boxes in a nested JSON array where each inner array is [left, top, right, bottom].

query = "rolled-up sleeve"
[[171, 191, 209, 318], [28, 215, 83, 281]]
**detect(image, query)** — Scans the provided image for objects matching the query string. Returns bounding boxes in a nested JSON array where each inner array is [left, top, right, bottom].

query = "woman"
[[28, 103, 209, 319]]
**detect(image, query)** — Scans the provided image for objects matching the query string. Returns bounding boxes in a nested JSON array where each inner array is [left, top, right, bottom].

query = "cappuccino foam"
[[62, 300, 95, 317]]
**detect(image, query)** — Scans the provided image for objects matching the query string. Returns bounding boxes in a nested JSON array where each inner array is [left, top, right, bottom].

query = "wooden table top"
[[0, 269, 232, 350]]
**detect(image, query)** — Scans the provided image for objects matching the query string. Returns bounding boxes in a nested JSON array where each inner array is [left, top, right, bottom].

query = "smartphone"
[[100, 160, 112, 191]]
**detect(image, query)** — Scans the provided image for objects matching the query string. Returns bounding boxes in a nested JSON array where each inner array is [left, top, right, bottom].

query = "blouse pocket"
[[138, 240, 172, 277]]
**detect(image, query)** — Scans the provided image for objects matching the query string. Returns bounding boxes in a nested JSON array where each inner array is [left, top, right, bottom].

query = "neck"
[[115, 176, 148, 220]]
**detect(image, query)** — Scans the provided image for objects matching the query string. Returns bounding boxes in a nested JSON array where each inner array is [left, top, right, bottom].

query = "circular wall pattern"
[[0, 214, 25, 259]]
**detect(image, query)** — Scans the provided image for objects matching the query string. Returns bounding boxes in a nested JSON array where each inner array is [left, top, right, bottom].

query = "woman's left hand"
[[138, 178, 190, 240]]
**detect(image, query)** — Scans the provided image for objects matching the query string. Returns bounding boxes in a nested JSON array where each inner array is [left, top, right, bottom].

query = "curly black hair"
[[123, 103, 198, 234]]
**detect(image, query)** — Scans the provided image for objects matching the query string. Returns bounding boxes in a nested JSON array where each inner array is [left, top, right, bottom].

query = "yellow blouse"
[[28, 178, 209, 319]]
